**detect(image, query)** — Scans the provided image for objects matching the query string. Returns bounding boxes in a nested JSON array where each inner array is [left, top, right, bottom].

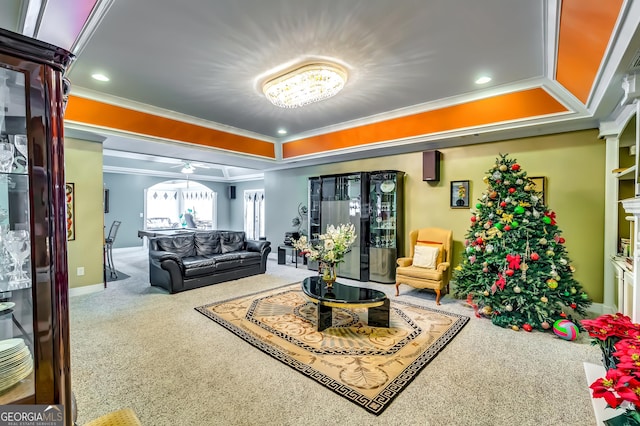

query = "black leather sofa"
[[148, 230, 271, 293]]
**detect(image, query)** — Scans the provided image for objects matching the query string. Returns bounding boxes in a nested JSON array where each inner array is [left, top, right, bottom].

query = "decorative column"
[[621, 197, 640, 322], [617, 72, 640, 321]]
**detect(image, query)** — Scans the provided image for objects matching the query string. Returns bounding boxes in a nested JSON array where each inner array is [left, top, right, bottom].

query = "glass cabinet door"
[[308, 177, 321, 239], [370, 172, 399, 249], [369, 170, 404, 284], [0, 66, 34, 402]]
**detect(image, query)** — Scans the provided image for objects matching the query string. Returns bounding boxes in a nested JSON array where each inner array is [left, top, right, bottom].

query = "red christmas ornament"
[[506, 254, 521, 270], [495, 273, 506, 290], [471, 216, 477, 222], [512, 164, 520, 171], [545, 211, 557, 225], [500, 201, 507, 207], [530, 252, 540, 261], [476, 237, 483, 245], [559, 237, 565, 244], [505, 269, 514, 276], [560, 312, 567, 318], [571, 303, 577, 309], [504, 225, 511, 231], [508, 187, 516, 193], [522, 324, 533, 332]]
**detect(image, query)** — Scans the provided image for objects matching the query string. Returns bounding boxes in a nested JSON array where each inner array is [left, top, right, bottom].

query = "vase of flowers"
[[581, 313, 640, 425], [321, 262, 337, 289], [292, 223, 357, 288]]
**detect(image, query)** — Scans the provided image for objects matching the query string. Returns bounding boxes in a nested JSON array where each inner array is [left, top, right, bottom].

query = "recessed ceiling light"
[[91, 73, 110, 82], [475, 76, 492, 85], [277, 129, 287, 135]]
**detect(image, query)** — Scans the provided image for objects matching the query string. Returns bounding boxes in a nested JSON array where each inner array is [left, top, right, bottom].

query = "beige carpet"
[[196, 283, 468, 415], [70, 247, 604, 425]]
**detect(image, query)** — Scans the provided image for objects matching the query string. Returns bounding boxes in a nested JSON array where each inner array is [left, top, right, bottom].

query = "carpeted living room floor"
[[70, 247, 602, 426]]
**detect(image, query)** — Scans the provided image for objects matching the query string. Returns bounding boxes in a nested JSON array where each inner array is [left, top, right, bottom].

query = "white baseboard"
[[69, 283, 104, 297], [588, 302, 617, 316]]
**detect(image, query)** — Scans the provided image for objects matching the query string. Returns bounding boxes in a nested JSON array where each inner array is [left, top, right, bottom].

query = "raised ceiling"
[[1, 0, 639, 181]]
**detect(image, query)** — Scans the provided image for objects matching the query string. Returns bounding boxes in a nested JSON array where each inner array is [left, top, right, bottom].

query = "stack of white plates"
[[0, 338, 33, 392]]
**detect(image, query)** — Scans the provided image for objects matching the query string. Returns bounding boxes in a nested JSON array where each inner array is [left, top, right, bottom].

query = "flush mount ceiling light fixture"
[[262, 62, 348, 108]]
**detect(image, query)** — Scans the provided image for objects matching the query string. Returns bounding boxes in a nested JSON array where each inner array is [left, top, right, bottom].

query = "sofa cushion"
[[195, 231, 222, 256], [238, 251, 261, 266], [182, 256, 218, 277], [213, 253, 242, 270], [154, 234, 196, 258], [221, 231, 246, 253]]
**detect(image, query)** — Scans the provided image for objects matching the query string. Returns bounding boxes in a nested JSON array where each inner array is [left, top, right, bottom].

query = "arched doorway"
[[143, 180, 217, 230]]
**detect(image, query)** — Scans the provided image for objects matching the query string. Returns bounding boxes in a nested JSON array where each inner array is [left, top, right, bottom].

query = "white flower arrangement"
[[292, 223, 357, 265]]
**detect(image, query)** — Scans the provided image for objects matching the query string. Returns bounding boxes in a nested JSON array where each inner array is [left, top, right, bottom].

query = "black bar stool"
[[104, 220, 121, 279]]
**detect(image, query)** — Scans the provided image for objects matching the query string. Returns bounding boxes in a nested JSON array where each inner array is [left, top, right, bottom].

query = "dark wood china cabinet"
[[0, 28, 74, 422]]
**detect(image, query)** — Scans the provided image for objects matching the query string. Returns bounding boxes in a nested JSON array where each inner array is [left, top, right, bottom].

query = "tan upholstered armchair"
[[395, 228, 453, 305]]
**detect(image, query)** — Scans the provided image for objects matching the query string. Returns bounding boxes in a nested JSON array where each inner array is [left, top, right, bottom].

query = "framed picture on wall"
[[450, 180, 470, 208], [529, 176, 546, 204]]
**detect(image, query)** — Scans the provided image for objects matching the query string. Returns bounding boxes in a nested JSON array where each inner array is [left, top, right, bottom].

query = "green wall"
[[265, 129, 606, 302], [64, 138, 104, 289]]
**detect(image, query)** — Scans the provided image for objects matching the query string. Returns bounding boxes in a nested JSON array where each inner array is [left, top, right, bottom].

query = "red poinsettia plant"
[[582, 313, 640, 423]]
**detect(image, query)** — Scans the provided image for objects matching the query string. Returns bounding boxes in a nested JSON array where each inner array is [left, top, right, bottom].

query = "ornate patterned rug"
[[195, 283, 469, 415]]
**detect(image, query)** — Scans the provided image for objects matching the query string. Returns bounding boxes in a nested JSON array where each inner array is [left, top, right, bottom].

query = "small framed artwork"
[[65, 183, 75, 241], [450, 180, 470, 208], [529, 176, 546, 204]]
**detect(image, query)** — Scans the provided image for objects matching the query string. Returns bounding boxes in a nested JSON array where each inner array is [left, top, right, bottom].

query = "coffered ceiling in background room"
[[1, 0, 639, 181]]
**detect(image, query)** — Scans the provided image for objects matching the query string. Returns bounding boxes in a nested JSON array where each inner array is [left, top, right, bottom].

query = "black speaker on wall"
[[228, 185, 236, 199], [423, 150, 441, 182]]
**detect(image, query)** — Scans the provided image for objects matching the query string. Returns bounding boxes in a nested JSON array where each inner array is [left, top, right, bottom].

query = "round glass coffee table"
[[301, 276, 390, 331]]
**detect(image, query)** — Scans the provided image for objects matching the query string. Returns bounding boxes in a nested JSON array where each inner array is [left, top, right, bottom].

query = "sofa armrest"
[[397, 257, 413, 267], [246, 240, 271, 253], [437, 261, 451, 272], [149, 249, 183, 265]]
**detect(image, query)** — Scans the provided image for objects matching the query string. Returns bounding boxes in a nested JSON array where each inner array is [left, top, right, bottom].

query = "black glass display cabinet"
[[0, 28, 74, 422]]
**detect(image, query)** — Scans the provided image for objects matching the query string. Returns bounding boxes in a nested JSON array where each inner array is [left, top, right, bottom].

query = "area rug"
[[195, 283, 469, 415], [106, 270, 130, 282]]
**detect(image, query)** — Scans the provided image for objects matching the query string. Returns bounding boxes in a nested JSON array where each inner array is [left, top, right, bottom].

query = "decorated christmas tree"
[[453, 154, 591, 331]]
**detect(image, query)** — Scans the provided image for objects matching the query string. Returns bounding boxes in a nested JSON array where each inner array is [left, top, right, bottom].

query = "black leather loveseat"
[[148, 230, 271, 293]]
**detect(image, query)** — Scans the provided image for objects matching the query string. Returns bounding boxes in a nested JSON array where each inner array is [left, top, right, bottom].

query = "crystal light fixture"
[[262, 62, 347, 108]]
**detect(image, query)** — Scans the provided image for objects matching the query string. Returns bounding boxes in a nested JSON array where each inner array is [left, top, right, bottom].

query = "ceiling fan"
[[170, 161, 212, 174]]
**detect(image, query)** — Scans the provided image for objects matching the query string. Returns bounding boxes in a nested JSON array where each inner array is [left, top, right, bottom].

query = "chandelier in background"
[[262, 62, 347, 108]]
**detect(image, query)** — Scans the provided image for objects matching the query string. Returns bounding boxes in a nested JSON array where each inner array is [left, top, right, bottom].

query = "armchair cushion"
[[416, 240, 444, 265], [413, 245, 440, 269], [397, 264, 444, 281]]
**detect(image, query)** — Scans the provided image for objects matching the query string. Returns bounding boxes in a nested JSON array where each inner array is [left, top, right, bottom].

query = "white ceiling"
[[2, 0, 640, 181]]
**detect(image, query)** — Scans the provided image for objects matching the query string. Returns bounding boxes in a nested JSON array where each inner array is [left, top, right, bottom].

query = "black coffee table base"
[[301, 277, 390, 332], [316, 298, 390, 331]]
